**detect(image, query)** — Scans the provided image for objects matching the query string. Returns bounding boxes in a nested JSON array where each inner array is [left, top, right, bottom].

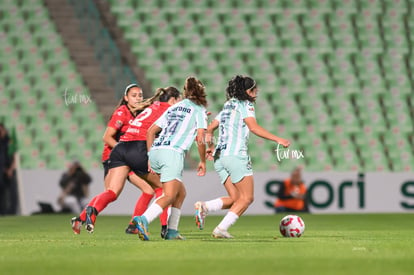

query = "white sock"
[[205, 198, 223, 212], [217, 211, 239, 231], [168, 207, 181, 231], [143, 203, 163, 224]]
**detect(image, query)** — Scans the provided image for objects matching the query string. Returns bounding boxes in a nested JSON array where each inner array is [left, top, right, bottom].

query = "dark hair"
[[183, 76, 207, 107], [134, 86, 181, 111], [158, 86, 180, 102], [108, 84, 143, 122], [115, 84, 143, 108], [226, 75, 257, 102]]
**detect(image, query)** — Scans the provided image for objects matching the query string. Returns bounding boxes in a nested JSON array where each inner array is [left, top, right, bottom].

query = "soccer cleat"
[[194, 201, 207, 230], [164, 229, 185, 240], [125, 223, 138, 234], [71, 217, 83, 235], [212, 227, 234, 239], [160, 225, 168, 239], [85, 206, 97, 234], [132, 216, 149, 241]]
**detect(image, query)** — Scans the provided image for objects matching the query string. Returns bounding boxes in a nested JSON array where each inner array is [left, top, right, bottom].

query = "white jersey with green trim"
[[215, 98, 255, 156], [152, 98, 207, 153]]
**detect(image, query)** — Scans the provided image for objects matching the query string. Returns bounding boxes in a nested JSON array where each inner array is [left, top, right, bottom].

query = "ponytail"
[[183, 76, 207, 107], [134, 86, 180, 112]]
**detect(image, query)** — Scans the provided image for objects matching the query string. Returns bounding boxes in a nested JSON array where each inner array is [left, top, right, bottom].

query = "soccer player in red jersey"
[[72, 84, 150, 233], [71, 87, 181, 235], [101, 83, 143, 177]]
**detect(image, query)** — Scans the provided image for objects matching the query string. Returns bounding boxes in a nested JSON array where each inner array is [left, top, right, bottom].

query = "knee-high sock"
[[155, 188, 169, 226], [79, 197, 98, 221], [142, 202, 163, 224], [91, 190, 117, 213], [205, 198, 224, 212], [132, 192, 154, 219], [217, 211, 239, 231], [168, 207, 181, 231]]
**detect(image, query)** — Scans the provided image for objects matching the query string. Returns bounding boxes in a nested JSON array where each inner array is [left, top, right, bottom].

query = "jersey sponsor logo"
[[154, 140, 171, 146], [172, 106, 192, 113], [117, 111, 123, 116], [126, 128, 140, 134], [223, 104, 236, 110]]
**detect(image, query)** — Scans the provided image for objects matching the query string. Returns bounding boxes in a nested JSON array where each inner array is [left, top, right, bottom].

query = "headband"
[[247, 79, 256, 91], [124, 83, 140, 96]]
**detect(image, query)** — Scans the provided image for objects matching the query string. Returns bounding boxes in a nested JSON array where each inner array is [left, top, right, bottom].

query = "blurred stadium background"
[[0, 0, 413, 214]]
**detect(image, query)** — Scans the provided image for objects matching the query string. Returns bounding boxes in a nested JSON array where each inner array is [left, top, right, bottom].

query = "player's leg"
[[165, 181, 186, 240], [154, 187, 169, 238], [132, 179, 180, 240], [137, 172, 169, 237], [229, 175, 254, 216], [74, 159, 111, 231], [124, 141, 157, 233], [195, 157, 238, 230], [84, 166, 129, 233], [213, 175, 254, 238], [125, 172, 155, 234], [133, 149, 184, 240], [212, 156, 253, 238], [194, 180, 237, 230]]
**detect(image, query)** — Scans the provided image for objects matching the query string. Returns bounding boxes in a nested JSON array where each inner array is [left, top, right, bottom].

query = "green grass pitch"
[[0, 213, 413, 275]]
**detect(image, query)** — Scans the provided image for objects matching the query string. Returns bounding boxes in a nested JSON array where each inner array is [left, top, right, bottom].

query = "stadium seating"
[[107, 0, 413, 172], [0, 0, 104, 169], [1, 0, 412, 172]]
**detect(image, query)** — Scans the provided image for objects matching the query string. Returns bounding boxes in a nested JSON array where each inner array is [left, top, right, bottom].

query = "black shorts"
[[102, 159, 110, 178], [108, 140, 148, 176]]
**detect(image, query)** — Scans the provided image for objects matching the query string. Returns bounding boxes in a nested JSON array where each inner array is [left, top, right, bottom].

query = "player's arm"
[[146, 124, 162, 152], [146, 124, 162, 174], [102, 127, 118, 148], [206, 119, 218, 144], [244, 117, 290, 147], [206, 119, 219, 160], [195, 128, 206, 176]]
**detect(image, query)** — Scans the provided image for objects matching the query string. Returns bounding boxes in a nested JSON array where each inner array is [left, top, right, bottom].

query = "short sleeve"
[[154, 109, 169, 129], [240, 101, 255, 119], [107, 107, 126, 130], [196, 107, 208, 129]]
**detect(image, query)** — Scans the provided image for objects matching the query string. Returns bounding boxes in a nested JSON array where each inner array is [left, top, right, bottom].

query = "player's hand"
[[278, 138, 290, 148], [197, 161, 206, 176], [147, 160, 155, 174], [206, 148, 214, 161]]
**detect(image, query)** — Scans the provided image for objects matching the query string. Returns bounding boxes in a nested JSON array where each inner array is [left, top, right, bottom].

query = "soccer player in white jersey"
[[133, 76, 208, 241], [195, 75, 290, 238]]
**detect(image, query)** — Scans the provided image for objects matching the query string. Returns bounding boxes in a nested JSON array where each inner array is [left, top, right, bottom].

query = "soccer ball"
[[279, 215, 305, 237]]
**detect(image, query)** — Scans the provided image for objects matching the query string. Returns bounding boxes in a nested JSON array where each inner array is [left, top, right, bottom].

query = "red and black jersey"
[[101, 105, 136, 161], [121, 101, 170, 142]]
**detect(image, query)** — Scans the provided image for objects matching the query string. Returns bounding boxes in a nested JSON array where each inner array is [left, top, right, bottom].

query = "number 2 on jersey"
[[131, 108, 152, 127]]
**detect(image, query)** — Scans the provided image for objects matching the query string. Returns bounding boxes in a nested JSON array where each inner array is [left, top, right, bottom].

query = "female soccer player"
[[133, 76, 208, 241], [71, 84, 150, 233], [194, 75, 290, 238], [72, 84, 145, 233], [71, 87, 181, 234]]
